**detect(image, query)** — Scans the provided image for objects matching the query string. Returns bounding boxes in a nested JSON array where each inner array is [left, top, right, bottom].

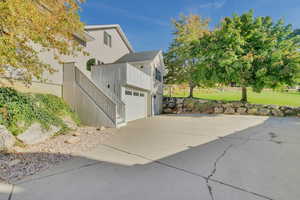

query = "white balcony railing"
[[125, 63, 151, 91]]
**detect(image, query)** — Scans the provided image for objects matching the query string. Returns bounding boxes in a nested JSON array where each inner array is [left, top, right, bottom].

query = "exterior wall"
[[91, 63, 151, 99], [85, 28, 131, 64], [2, 26, 131, 97], [63, 63, 116, 128], [126, 51, 165, 115], [91, 63, 125, 99], [0, 78, 62, 97]]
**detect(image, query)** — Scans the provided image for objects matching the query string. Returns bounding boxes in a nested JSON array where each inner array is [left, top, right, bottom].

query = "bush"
[[0, 88, 80, 136]]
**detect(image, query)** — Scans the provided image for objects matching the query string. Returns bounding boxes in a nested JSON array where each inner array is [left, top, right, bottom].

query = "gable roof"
[[114, 50, 161, 64], [85, 24, 134, 52]]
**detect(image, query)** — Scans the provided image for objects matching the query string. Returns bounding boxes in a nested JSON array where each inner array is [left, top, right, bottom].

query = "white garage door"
[[123, 88, 147, 122]]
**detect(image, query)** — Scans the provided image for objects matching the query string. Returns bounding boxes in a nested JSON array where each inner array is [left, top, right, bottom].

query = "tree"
[[194, 10, 300, 102], [164, 14, 211, 98], [0, 0, 85, 83]]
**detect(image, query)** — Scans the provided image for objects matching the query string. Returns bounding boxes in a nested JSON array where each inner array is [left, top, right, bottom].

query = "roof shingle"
[[115, 50, 161, 63]]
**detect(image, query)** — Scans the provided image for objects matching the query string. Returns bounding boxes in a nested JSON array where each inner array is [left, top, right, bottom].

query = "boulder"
[[168, 102, 176, 109], [224, 107, 235, 114], [236, 107, 248, 115], [65, 137, 80, 144], [163, 108, 173, 114], [284, 109, 297, 116], [271, 109, 285, 117], [222, 103, 233, 108], [231, 102, 245, 108], [258, 108, 271, 116], [176, 98, 184, 104], [267, 105, 280, 110], [0, 125, 15, 150], [248, 108, 258, 115], [214, 107, 224, 114], [72, 132, 81, 137], [96, 126, 106, 131], [17, 123, 60, 145]]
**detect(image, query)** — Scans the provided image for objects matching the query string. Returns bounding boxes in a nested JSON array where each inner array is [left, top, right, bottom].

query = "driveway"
[[2, 114, 300, 200]]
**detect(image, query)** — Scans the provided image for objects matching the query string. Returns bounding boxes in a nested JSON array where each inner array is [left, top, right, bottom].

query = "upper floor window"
[[104, 31, 112, 47], [155, 68, 162, 82]]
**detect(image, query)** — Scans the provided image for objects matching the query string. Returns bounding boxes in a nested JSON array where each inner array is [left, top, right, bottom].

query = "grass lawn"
[[164, 88, 300, 107]]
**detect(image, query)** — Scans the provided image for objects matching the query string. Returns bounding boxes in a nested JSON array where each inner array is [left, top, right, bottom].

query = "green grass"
[[165, 88, 300, 107]]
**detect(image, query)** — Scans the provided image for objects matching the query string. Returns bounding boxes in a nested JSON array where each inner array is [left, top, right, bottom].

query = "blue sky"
[[80, 0, 300, 52]]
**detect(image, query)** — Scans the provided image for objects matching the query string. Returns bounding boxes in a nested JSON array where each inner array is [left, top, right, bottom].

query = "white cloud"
[[197, 1, 226, 9], [184, 0, 226, 14], [86, 2, 169, 27]]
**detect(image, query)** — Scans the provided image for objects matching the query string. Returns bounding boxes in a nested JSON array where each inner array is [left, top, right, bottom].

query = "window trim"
[[104, 31, 112, 47], [155, 68, 162, 82]]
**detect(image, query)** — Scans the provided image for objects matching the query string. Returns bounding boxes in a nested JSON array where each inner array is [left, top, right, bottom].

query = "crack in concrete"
[[102, 144, 274, 200], [11, 142, 275, 200], [221, 136, 291, 145], [17, 161, 103, 185], [268, 132, 283, 144], [206, 145, 233, 200], [8, 184, 14, 200]]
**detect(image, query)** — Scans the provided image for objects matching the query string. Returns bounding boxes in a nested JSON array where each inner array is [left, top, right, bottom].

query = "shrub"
[[0, 88, 80, 136]]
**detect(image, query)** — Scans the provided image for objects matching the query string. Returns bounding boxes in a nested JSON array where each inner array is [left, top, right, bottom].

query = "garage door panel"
[[123, 88, 147, 122]]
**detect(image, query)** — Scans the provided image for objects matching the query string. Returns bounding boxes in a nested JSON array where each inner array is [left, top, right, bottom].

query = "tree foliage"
[[194, 10, 300, 101], [164, 14, 211, 97], [0, 0, 85, 83]]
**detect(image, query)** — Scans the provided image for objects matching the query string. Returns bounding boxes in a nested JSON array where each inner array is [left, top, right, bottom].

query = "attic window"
[[140, 66, 144, 69], [104, 31, 112, 47]]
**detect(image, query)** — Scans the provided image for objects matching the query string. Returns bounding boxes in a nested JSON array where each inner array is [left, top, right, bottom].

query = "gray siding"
[[63, 63, 116, 128]]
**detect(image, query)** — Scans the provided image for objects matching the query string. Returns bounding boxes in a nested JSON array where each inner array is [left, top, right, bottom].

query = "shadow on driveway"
[[1, 116, 300, 200]]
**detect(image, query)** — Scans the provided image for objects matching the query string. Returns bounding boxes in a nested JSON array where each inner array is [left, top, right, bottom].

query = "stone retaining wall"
[[163, 97, 300, 117]]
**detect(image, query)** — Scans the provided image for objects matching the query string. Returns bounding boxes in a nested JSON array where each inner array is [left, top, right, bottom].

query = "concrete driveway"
[[2, 114, 300, 200]]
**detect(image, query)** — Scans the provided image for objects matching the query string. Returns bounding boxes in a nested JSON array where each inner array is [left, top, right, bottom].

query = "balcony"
[[125, 63, 151, 91]]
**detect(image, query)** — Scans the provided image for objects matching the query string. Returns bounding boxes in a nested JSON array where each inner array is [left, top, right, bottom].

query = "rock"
[[168, 102, 176, 109], [224, 107, 235, 114], [176, 98, 184, 104], [271, 109, 285, 117], [284, 109, 297, 116], [248, 108, 258, 115], [231, 102, 245, 108], [267, 105, 280, 110], [214, 107, 224, 114], [163, 108, 173, 114], [65, 137, 80, 144], [62, 116, 78, 130], [17, 123, 61, 145], [236, 107, 248, 115], [8, 159, 21, 167], [0, 125, 16, 150], [72, 132, 81, 137], [222, 103, 233, 108], [96, 126, 106, 131], [258, 108, 271, 116], [13, 146, 25, 153]]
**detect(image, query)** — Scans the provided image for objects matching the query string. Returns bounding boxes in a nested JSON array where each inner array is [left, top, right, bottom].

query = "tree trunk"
[[189, 86, 194, 98], [241, 87, 248, 102]]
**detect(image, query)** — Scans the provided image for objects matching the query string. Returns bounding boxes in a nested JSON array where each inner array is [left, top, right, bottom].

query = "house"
[[3, 24, 165, 128]]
